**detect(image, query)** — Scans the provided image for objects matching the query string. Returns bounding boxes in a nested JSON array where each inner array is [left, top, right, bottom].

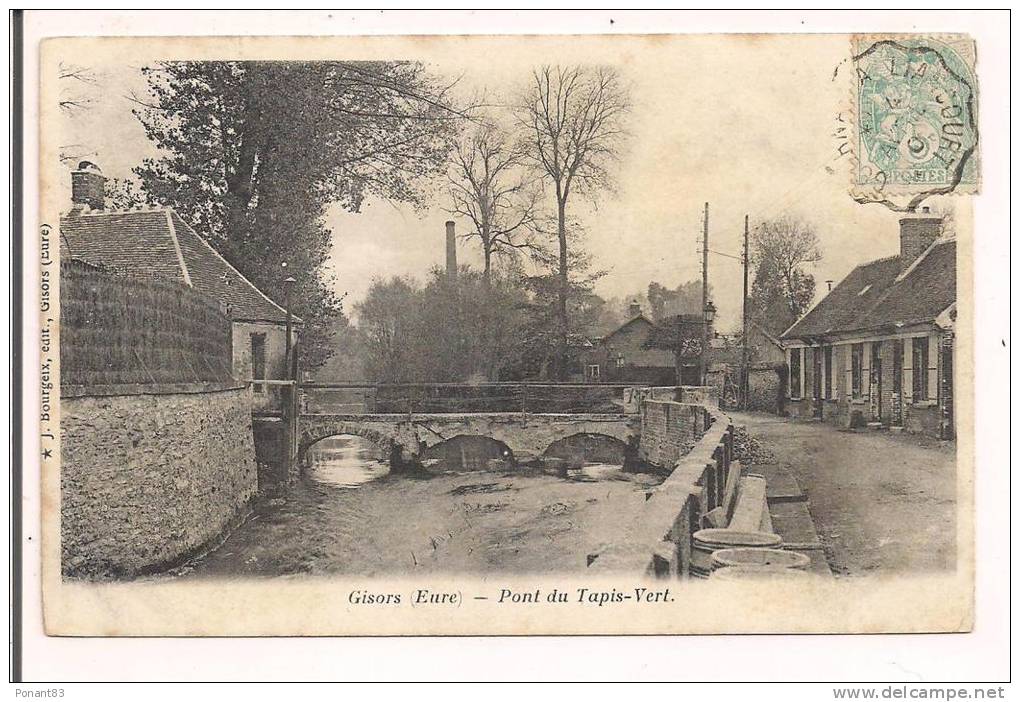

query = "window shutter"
[[820, 348, 827, 399], [903, 338, 913, 401], [799, 348, 807, 397], [786, 349, 792, 398], [844, 344, 853, 399], [862, 342, 871, 398], [833, 347, 840, 400], [928, 332, 939, 400]]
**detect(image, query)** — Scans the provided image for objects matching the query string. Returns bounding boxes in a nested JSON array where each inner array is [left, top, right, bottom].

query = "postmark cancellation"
[[849, 35, 979, 208]]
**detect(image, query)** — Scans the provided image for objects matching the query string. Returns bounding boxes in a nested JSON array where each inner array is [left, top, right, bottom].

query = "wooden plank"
[[721, 459, 743, 519], [729, 475, 767, 532]]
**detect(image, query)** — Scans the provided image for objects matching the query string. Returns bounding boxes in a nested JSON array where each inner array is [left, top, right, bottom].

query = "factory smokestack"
[[445, 220, 458, 278]]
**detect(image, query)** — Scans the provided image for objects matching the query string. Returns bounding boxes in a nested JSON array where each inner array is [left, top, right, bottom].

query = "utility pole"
[[701, 202, 709, 386], [742, 214, 750, 409]]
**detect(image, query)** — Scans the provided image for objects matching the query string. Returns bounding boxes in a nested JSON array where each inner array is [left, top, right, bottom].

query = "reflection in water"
[[307, 435, 635, 487], [421, 436, 512, 472], [308, 435, 388, 488], [574, 462, 625, 481]]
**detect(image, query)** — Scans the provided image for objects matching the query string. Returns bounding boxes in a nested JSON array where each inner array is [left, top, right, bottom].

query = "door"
[[870, 341, 883, 422]]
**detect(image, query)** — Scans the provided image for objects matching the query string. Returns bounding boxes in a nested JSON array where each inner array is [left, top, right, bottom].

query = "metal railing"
[[297, 382, 679, 416]]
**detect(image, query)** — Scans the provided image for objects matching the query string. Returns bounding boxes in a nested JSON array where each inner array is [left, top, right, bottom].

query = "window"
[[912, 336, 929, 399], [586, 364, 601, 382], [851, 343, 863, 399], [615, 354, 625, 368], [824, 346, 833, 399], [790, 348, 802, 398], [251, 333, 266, 393]]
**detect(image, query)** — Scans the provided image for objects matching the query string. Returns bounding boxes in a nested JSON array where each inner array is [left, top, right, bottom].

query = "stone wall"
[[231, 320, 295, 412], [903, 403, 941, 435], [638, 400, 707, 468], [746, 366, 783, 413], [61, 383, 258, 578], [590, 402, 734, 577]]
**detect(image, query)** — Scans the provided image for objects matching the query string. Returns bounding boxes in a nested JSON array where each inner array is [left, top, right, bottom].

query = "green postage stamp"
[[851, 35, 979, 206]]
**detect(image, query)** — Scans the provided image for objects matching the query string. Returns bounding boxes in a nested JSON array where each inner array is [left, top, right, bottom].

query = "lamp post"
[[702, 300, 716, 385]]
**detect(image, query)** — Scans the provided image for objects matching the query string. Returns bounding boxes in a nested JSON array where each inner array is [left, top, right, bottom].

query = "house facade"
[[779, 211, 956, 439], [742, 320, 787, 366], [585, 303, 705, 385], [59, 162, 301, 411], [703, 320, 787, 410]]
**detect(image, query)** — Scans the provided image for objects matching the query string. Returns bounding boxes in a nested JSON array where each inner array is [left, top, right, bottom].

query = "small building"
[[742, 319, 787, 366], [585, 302, 705, 385], [59, 162, 301, 411], [703, 321, 787, 411], [779, 210, 955, 438]]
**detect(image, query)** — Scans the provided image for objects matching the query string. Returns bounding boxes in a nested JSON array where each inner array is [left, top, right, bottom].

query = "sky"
[[56, 34, 920, 332]]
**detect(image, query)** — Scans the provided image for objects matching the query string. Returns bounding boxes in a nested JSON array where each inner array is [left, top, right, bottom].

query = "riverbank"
[[174, 464, 666, 579]]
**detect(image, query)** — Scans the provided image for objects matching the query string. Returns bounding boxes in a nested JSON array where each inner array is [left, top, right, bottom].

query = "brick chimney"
[[628, 300, 642, 318], [71, 161, 106, 210], [445, 220, 458, 278], [898, 207, 942, 270]]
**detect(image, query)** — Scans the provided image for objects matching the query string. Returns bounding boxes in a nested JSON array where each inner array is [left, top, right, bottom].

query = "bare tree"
[[58, 63, 101, 166], [58, 62, 98, 114], [446, 122, 541, 283], [750, 216, 822, 335], [516, 65, 630, 378]]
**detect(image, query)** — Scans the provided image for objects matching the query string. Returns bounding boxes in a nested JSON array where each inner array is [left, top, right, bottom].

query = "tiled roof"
[[60, 207, 297, 324], [58, 210, 188, 285], [602, 314, 654, 341], [782, 239, 955, 340]]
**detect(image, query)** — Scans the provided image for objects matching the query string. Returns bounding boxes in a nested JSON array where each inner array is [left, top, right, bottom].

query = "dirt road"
[[730, 412, 957, 577]]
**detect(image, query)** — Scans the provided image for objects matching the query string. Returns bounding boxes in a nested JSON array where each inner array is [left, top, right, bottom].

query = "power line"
[[705, 247, 742, 262]]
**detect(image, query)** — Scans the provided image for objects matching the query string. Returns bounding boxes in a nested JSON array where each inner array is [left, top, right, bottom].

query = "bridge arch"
[[543, 432, 634, 468], [298, 421, 412, 468], [421, 434, 515, 472], [296, 412, 642, 473]]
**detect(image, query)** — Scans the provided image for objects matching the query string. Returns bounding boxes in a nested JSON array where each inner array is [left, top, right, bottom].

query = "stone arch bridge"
[[297, 412, 642, 471]]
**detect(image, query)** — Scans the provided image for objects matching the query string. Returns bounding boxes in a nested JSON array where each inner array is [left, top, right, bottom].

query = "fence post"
[[521, 382, 528, 414]]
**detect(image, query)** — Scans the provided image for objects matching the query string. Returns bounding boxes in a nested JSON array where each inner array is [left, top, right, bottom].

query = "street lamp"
[[704, 300, 716, 325]]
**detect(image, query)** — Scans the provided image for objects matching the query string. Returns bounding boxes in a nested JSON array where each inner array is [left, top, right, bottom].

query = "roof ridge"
[[748, 318, 782, 346], [866, 253, 901, 264], [168, 211, 300, 323], [781, 253, 905, 339], [893, 236, 951, 283], [605, 314, 652, 338], [164, 210, 193, 287], [64, 206, 169, 217]]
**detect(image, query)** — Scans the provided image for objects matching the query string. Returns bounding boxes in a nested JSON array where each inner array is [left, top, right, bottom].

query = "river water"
[[307, 435, 389, 488], [178, 434, 665, 578], [306, 434, 632, 488]]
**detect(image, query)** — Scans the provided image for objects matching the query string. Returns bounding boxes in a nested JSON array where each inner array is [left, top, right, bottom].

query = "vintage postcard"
[[38, 31, 976, 637]]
